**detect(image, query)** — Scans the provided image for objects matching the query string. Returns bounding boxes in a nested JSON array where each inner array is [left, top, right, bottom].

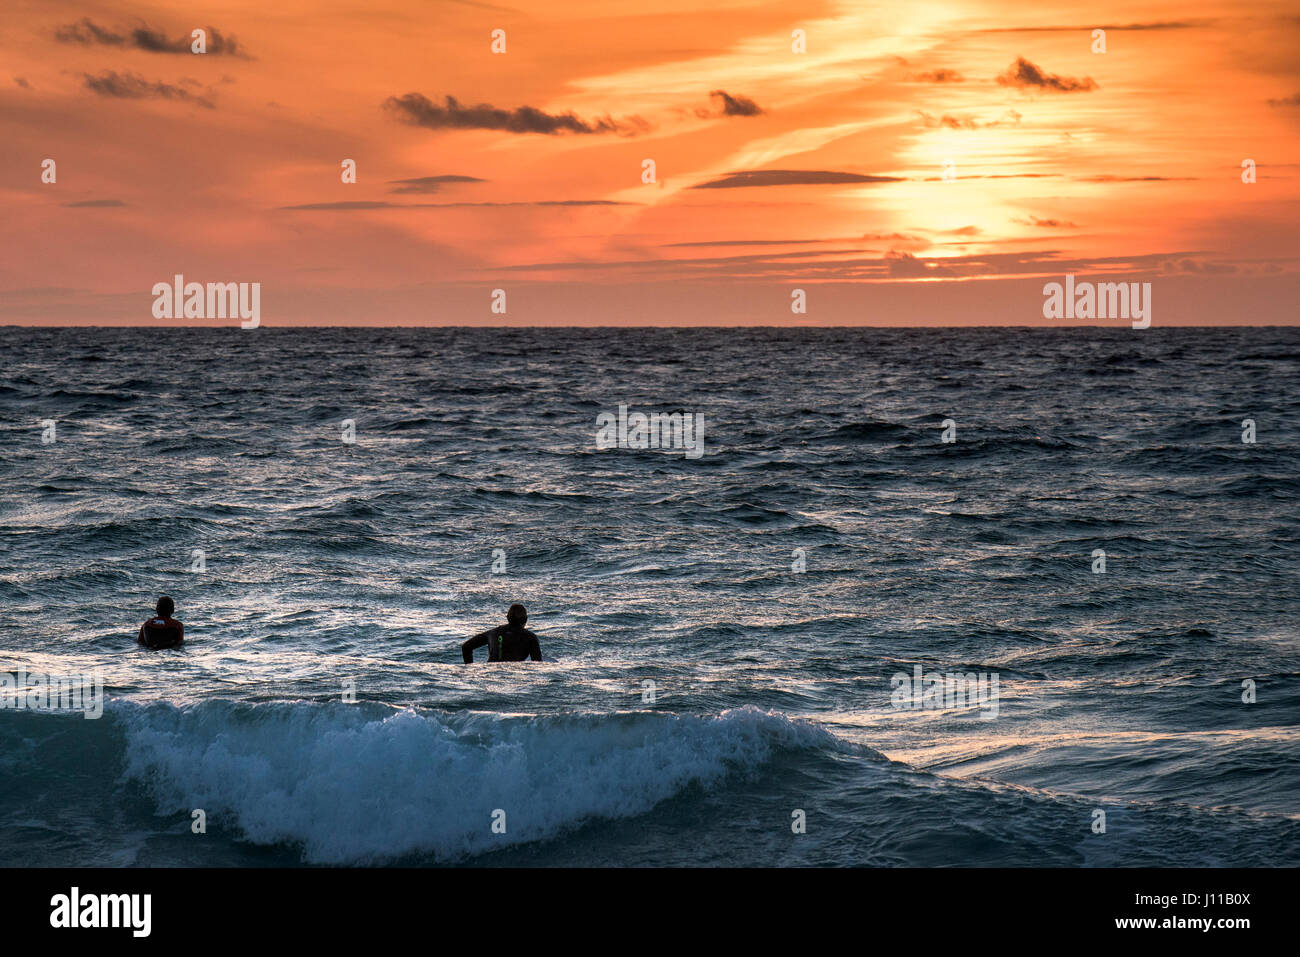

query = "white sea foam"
[[118, 700, 837, 863]]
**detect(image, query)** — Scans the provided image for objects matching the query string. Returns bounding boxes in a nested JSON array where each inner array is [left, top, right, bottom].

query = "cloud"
[[62, 199, 127, 207], [996, 57, 1097, 92], [861, 233, 928, 251], [663, 239, 823, 247], [979, 21, 1209, 32], [55, 18, 123, 46], [916, 110, 1020, 129], [910, 69, 964, 82], [1075, 174, 1194, 182], [1267, 93, 1300, 106], [56, 18, 246, 56], [920, 173, 1056, 181], [1161, 257, 1237, 275], [384, 93, 624, 134], [442, 0, 520, 10], [917, 111, 978, 130], [885, 250, 956, 277], [281, 201, 398, 210], [481, 245, 1294, 284], [493, 200, 629, 207], [495, 247, 869, 273], [1013, 215, 1079, 228], [14, 76, 30, 89], [691, 170, 904, 189], [386, 174, 486, 194], [82, 71, 214, 108], [280, 200, 630, 210], [709, 90, 764, 116]]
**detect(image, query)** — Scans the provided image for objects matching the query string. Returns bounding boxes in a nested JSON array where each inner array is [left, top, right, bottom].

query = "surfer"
[[138, 596, 185, 649], [461, 604, 542, 662]]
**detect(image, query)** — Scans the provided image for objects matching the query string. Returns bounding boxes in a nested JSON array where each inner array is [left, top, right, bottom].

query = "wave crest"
[[119, 700, 840, 863]]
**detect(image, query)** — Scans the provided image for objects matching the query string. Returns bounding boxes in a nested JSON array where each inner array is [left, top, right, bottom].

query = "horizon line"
[[4, 324, 1297, 331]]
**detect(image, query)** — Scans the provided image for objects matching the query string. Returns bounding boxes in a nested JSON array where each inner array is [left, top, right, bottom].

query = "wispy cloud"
[[920, 173, 1057, 181], [885, 249, 956, 276], [915, 110, 1021, 130], [1076, 174, 1195, 182], [1160, 257, 1237, 274], [863, 232, 926, 242], [280, 200, 631, 210], [917, 111, 977, 130], [910, 69, 964, 82], [56, 18, 246, 56], [663, 239, 824, 247], [978, 21, 1210, 32], [82, 71, 214, 108], [1013, 215, 1079, 227]]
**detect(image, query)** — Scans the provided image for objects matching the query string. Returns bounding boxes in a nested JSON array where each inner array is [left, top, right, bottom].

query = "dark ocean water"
[[1, 326, 1297, 866]]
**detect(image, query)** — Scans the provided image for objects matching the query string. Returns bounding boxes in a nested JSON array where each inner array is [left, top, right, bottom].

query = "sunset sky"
[[3, 0, 1298, 324]]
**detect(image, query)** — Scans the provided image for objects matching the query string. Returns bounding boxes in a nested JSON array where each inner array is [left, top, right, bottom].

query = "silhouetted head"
[[156, 596, 175, 618], [507, 604, 527, 627]]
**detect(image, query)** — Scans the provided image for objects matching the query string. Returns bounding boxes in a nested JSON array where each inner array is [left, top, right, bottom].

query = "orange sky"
[[2, 0, 1298, 324]]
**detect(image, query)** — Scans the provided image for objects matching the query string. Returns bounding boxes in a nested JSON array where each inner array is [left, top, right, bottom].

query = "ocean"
[[1, 325, 1297, 866]]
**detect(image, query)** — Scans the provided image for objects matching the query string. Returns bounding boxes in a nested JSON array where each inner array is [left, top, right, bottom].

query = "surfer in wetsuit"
[[138, 596, 185, 649], [461, 604, 542, 662]]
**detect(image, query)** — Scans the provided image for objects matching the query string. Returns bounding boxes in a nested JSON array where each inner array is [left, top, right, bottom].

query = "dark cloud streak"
[[997, 57, 1097, 92], [384, 93, 624, 134], [386, 174, 486, 194], [910, 69, 964, 82], [1076, 174, 1195, 182], [82, 71, 214, 108], [709, 90, 764, 116], [979, 21, 1210, 32], [56, 18, 246, 56], [280, 200, 631, 210], [692, 170, 904, 189]]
